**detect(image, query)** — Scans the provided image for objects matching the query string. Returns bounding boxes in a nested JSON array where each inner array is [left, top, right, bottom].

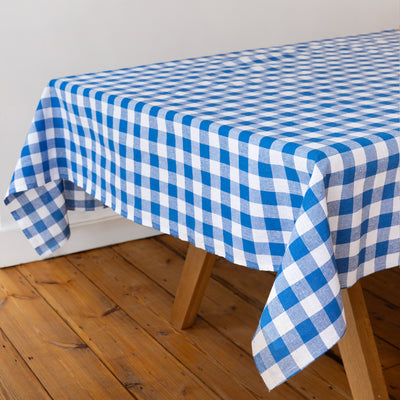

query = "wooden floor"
[[0, 235, 399, 400]]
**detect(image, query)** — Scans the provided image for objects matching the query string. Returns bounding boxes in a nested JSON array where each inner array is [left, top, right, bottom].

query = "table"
[[4, 30, 399, 398]]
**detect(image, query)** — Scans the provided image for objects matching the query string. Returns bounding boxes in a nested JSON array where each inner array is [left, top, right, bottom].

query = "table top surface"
[[56, 30, 398, 150], [5, 29, 400, 389]]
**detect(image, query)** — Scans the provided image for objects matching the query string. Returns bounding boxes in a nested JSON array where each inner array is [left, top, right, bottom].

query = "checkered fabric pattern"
[[5, 30, 400, 389]]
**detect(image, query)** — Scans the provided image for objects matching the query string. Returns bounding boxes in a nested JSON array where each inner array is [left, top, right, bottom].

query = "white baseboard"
[[0, 208, 159, 268]]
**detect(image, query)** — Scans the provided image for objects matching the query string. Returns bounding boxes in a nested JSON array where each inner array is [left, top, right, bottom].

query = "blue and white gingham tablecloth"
[[4, 30, 400, 389]]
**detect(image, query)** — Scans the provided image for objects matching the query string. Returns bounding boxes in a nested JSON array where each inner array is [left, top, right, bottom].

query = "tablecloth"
[[4, 30, 400, 389]]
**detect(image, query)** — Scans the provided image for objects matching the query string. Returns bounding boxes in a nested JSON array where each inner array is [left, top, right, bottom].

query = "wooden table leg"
[[171, 244, 217, 329], [338, 281, 389, 400]]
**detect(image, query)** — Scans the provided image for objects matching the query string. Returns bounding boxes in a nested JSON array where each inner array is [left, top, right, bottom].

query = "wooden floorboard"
[[19, 257, 219, 400], [0, 267, 133, 400], [0, 235, 398, 399], [0, 328, 51, 400]]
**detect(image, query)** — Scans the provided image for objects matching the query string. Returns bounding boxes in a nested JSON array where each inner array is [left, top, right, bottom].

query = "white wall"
[[1, 0, 399, 266]]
